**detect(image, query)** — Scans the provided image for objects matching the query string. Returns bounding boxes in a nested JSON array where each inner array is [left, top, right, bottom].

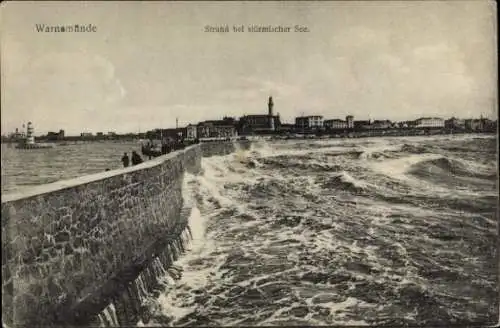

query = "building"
[[46, 132, 59, 140], [464, 119, 482, 131], [295, 115, 324, 131], [80, 132, 93, 137], [145, 128, 185, 140], [370, 120, 392, 129], [445, 117, 466, 130], [278, 123, 295, 133], [346, 115, 354, 129], [323, 115, 354, 131], [239, 96, 281, 134], [354, 120, 372, 130], [324, 119, 347, 130], [397, 120, 416, 129], [196, 122, 211, 139], [213, 125, 237, 138], [197, 119, 237, 138], [160, 128, 187, 140], [219, 116, 237, 127], [482, 119, 497, 132], [413, 117, 445, 128], [186, 124, 197, 140], [46, 129, 65, 140], [96, 132, 104, 137], [240, 115, 272, 133]]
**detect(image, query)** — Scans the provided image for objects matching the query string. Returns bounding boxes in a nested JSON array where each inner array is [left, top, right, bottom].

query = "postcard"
[[1, 1, 498, 327]]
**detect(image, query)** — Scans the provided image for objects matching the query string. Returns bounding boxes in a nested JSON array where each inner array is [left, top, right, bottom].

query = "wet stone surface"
[[1, 142, 246, 326]]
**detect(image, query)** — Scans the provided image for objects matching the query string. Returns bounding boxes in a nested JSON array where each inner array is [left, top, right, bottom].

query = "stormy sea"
[[143, 134, 498, 326], [1, 135, 497, 326]]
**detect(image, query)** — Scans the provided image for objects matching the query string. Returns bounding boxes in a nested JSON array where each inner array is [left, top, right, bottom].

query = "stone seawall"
[[1, 140, 251, 326]]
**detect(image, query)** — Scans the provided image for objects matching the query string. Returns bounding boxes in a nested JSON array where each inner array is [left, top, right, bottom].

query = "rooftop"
[[296, 115, 323, 119]]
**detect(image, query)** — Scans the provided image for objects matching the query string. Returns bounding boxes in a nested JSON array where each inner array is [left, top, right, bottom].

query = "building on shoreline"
[[295, 115, 324, 132], [162, 128, 186, 140], [45, 129, 65, 141], [196, 119, 238, 139], [413, 117, 445, 128], [239, 96, 281, 134], [41, 95, 495, 141], [186, 124, 197, 140], [278, 123, 295, 133], [324, 119, 347, 130], [370, 120, 392, 129], [445, 117, 466, 130], [143, 127, 185, 141], [322, 115, 354, 131], [354, 119, 372, 130], [464, 119, 484, 131]]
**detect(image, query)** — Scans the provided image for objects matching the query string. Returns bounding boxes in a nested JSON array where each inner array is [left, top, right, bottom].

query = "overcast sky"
[[1, 1, 497, 135]]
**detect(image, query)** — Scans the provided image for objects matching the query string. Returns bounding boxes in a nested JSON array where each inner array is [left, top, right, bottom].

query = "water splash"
[[98, 303, 119, 327], [143, 135, 497, 326]]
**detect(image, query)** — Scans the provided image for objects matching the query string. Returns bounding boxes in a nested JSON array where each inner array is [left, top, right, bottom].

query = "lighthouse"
[[26, 122, 35, 145], [268, 96, 275, 131], [15, 121, 54, 149]]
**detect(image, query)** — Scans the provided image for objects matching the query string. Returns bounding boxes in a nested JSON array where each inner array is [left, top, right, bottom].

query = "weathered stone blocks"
[[1, 142, 249, 326]]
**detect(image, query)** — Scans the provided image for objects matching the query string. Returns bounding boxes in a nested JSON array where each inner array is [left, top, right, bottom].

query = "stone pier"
[[1, 141, 250, 326]]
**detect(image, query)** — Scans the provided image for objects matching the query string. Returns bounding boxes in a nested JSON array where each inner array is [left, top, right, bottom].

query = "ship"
[[15, 122, 55, 149]]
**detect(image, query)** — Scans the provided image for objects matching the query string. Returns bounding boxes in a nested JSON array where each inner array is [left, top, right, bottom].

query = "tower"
[[268, 96, 274, 117], [346, 115, 354, 129], [268, 96, 275, 131], [26, 122, 35, 144]]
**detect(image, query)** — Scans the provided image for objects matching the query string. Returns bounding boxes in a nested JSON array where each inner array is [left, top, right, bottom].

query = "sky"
[[1, 1, 497, 135]]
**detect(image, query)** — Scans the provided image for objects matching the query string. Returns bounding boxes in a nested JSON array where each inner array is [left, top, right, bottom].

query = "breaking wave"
[[409, 157, 496, 180], [322, 171, 369, 192], [143, 134, 498, 326]]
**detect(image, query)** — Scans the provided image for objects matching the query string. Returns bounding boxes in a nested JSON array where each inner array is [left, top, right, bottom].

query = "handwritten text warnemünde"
[[35, 24, 97, 32]]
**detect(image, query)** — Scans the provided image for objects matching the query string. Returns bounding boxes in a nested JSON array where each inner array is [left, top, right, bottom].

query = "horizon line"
[[3, 114, 497, 137]]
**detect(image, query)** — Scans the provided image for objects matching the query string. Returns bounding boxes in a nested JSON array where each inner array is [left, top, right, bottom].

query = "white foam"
[[153, 168, 234, 323], [369, 153, 443, 178], [146, 136, 496, 326], [155, 292, 196, 322], [335, 171, 371, 189], [100, 302, 120, 327]]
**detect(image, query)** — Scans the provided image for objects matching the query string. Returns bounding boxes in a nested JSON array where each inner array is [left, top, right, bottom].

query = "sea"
[[1, 141, 139, 193], [1, 134, 498, 326]]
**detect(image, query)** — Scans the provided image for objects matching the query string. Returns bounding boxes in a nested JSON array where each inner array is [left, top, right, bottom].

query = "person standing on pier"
[[121, 152, 130, 168], [131, 151, 143, 165]]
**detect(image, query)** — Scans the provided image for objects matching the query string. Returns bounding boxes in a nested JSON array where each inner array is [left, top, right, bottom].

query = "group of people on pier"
[[121, 151, 143, 168], [120, 137, 200, 168]]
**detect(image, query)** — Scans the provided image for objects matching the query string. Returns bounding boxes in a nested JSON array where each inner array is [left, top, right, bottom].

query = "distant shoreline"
[[262, 129, 497, 140], [1, 128, 496, 144]]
